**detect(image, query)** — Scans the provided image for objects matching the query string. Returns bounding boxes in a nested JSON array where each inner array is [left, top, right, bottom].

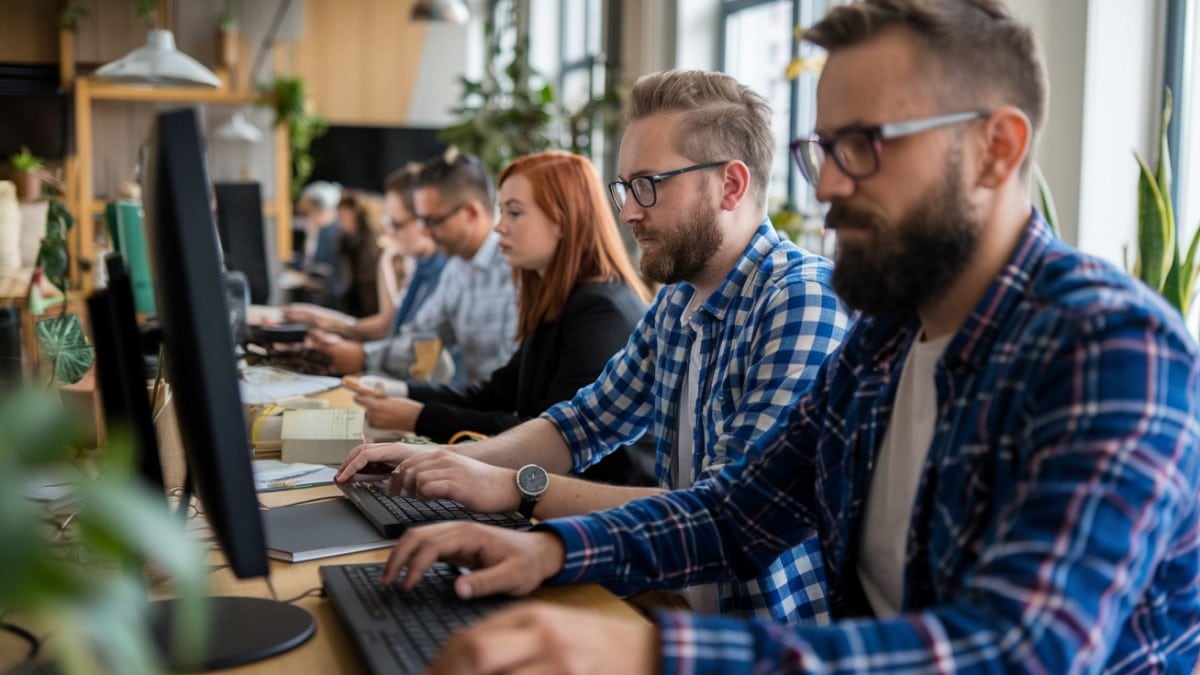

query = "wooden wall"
[[0, 0, 428, 126], [291, 0, 427, 125]]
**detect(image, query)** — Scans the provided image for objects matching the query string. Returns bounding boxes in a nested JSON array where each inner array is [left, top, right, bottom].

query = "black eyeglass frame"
[[416, 202, 467, 229], [790, 110, 991, 186], [608, 160, 730, 210]]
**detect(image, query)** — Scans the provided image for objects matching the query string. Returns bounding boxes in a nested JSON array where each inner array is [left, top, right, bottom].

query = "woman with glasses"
[[352, 151, 657, 486]]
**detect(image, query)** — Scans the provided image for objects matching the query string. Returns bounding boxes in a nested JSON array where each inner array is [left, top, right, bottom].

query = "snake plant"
[[1128, 88, 1200, 326]]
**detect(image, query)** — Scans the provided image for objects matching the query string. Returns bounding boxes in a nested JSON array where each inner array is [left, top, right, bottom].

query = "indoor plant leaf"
[[34, 313, 96, 384], [1134, 153, 1172, 293]]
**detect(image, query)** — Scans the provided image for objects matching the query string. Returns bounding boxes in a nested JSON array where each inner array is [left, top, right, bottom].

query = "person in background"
[[352, 151, 657, 487], [310, 149, 518, 388], [365, 2, 1200, 673], [339, 69, 850, 624], [283, 166, 446, 341], [334, 191, 383, 317], [294, 180, 343, 308]]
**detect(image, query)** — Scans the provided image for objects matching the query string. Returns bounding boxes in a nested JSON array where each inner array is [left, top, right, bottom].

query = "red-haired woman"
[[354, 151, 655, 485]]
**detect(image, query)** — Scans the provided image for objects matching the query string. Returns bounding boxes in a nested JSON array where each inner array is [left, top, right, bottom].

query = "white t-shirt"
[[857, 332, 953, 617], [673, 292, 720, 614]]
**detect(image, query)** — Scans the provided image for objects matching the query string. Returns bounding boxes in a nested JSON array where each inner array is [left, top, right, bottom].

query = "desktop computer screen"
[[88, 252, 164, 491], [140, 107, 314, 669]]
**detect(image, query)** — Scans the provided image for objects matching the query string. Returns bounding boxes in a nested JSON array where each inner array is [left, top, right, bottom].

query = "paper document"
[[253, 459, 339, 492], [239, 365, 341, 405]]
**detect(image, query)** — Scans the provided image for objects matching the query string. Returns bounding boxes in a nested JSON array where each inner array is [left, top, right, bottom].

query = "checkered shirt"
[[539, 212, 1200, 673], [543, 221, 850, 623]]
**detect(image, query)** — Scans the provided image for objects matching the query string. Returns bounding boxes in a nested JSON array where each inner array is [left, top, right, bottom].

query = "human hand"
[[281, 303, 319, 325], [305, 329, 364, 374], [383, 522, 565, 595], [335, 441, 432, 484], [426, 602, 658, 675], [391, 448, 521, 513], [355, 394, 424, 431]]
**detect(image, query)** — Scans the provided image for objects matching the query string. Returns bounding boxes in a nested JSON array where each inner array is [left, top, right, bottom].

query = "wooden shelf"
[[67, 69, 292, 293], [84, 81, 262, 105]]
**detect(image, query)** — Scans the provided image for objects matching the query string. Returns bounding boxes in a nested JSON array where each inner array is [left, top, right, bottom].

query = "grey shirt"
[[363, 232, 518, 386]]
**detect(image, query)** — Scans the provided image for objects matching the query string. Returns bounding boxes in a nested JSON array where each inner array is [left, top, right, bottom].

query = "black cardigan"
[[407, 280, 656, 487]]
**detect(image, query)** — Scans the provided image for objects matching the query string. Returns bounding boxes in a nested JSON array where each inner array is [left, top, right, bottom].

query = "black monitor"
[[88, 253, 164, 491], [141, 107, 314, 669], [214, 182, 271, 304]]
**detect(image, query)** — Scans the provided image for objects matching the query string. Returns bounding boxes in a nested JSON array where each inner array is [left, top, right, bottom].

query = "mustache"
[[825, 204, 880, 232]]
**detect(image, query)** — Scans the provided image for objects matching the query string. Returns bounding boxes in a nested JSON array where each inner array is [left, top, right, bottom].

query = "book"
[[280, 407, 365, 465], [261, 499, 393, 562]]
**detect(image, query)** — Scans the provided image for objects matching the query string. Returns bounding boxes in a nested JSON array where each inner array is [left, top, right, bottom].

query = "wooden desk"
[[209, 482, 647, 674]]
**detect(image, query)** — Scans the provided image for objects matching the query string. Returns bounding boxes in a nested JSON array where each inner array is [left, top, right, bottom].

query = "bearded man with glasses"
[[348, 1, 1200, 673], [338, 68, 851, 625]]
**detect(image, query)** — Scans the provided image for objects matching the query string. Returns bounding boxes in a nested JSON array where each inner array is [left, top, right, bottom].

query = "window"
[[721, 0, 833, 255]]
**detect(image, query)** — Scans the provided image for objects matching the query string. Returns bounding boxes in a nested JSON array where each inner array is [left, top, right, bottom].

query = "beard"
[[829, 153, 981, 318], [635, 195, 724, 285]]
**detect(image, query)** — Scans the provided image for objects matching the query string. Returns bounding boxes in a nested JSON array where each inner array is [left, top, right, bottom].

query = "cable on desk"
[[277, 586, 325, 605], [1, 620, 41, 663]]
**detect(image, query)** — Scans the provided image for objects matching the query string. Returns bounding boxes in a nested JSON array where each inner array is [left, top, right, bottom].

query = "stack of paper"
[[280, 407, 365, 465]]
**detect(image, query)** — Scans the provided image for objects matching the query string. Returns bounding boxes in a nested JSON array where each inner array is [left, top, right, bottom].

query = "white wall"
[[404, 2, 487, 126]]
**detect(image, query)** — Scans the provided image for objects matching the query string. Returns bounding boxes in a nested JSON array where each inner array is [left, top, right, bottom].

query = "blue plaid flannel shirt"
[[543, 221, 850, 624], [540, 212, 1200, 673]]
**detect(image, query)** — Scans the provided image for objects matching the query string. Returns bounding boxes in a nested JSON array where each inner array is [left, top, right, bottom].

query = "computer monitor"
[[88, 253, 163, 491], [141, 107, 315, 669], [214, 182, 271, 304]]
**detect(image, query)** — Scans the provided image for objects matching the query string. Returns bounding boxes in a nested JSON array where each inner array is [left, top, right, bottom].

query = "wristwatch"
[[515, 464, 549, 518]]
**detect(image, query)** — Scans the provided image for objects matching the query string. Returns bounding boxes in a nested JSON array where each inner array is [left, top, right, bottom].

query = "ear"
[[976, 106, 1030, 189], [718, 160, 753, 211]]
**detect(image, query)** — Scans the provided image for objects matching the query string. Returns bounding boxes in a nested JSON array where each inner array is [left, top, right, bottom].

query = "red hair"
[[498, 152, 650, 340]]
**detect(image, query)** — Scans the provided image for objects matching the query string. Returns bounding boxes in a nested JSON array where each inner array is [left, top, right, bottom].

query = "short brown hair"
[[626, 70, 775, 207], [415, 146, 493, 208], [805, 0, 1047, 176], [498, 151, 651, 340], [383, 163, 421, 214]]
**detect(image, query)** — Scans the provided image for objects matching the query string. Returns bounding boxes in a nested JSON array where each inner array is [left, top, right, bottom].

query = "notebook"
[[260, 499, 393, 562]]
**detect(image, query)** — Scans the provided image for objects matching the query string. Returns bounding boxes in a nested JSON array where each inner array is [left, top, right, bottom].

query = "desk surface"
[[211, 484, 647, 674]]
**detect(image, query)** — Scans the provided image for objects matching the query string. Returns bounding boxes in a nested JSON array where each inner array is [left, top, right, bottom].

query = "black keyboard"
[[321, 562, 510, 673], [339, 481, 531, 538]]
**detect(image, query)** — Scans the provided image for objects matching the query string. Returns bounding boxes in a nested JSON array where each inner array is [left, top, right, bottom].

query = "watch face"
[[517, 465, 548, 495]]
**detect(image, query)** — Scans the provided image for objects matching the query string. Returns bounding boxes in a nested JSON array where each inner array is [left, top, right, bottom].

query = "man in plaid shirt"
[[338, 70, 850, 623], [366, 1, 1200, 673]]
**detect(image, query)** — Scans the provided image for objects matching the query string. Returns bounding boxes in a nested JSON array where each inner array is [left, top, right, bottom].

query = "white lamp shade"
[[95, 29, 221, 88], [215, 112, 263, 143], [411, 0, 471, 24]]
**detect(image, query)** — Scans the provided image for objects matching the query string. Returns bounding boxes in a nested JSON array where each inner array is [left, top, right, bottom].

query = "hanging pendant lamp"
[[95, 29, 221, 88]]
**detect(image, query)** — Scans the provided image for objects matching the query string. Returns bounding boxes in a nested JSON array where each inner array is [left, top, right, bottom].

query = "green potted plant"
[[439, 7, 555, 176], [1127, 88, 1200, 334], [217, 3, 239, 74], [0, 387, 208, 675], [7, 146, 45, 202], [264, 77, 329, 200], [25, 177, 94, 386]]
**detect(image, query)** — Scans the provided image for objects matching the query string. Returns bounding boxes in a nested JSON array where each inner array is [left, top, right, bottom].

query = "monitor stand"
[[151, 596, 315, 670]]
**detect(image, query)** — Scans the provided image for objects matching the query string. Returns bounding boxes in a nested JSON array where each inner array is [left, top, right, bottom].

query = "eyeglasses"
[[416, 203, 466, 229], [790, 110, 990, 186], [608, 161, 729, 210], [384, 215, 419, 231]]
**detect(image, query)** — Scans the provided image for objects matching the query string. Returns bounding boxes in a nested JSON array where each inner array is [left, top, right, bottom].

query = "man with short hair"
[[366, 1, 1200, 672], [339, 69, 851, 624], [313, 150, 518, 388]]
